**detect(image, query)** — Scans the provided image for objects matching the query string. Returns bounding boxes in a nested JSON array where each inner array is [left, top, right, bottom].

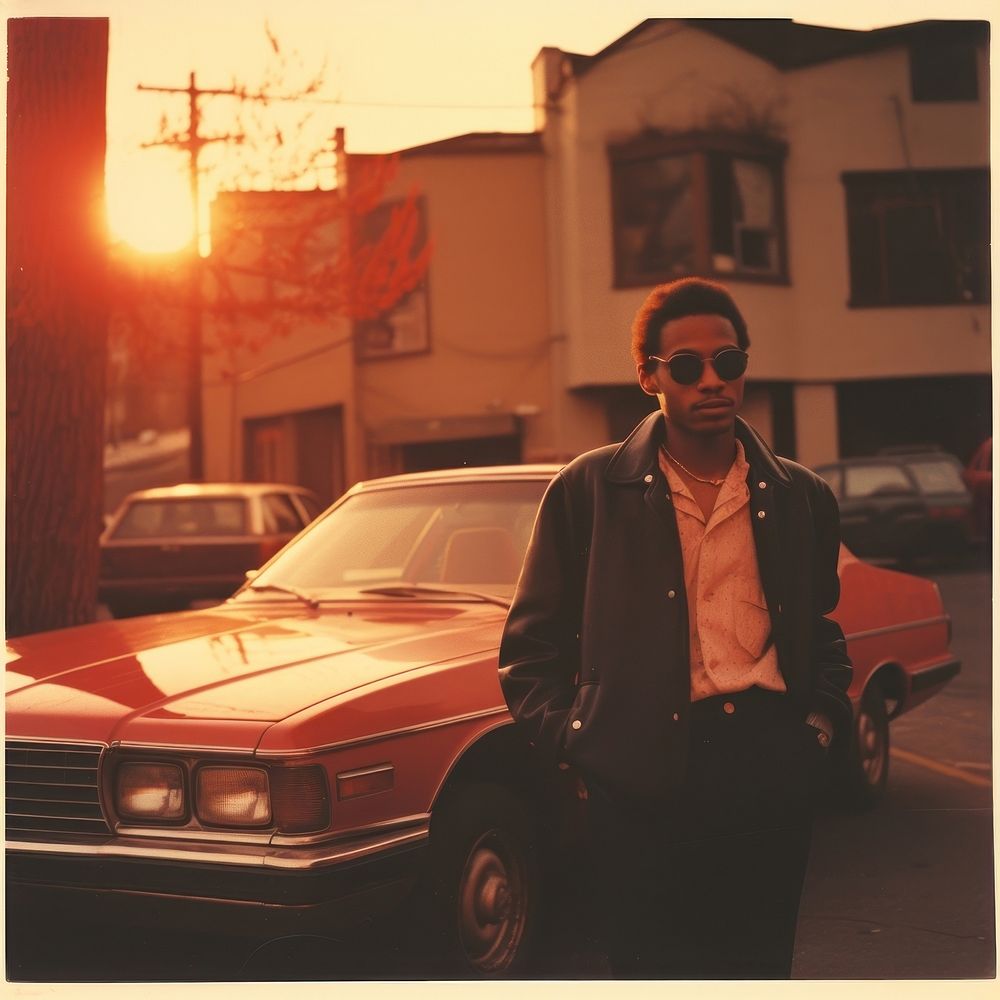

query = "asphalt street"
[[793, 562, 994, 980]]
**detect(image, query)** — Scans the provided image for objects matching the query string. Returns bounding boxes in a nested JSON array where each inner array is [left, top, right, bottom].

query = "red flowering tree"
[[111, 32, 431, 478]]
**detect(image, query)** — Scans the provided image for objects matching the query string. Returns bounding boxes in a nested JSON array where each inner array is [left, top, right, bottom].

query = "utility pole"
[[137, 72, 244, 480]]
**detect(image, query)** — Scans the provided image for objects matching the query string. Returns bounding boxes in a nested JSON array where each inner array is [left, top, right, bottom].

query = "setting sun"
[[106, 151, 194, 253]]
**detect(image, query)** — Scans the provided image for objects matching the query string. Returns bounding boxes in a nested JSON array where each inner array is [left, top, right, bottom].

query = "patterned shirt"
[[659, 441, 786, 702]]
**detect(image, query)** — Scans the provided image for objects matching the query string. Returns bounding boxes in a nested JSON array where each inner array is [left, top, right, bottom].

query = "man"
[[499, 277, 853, 979]]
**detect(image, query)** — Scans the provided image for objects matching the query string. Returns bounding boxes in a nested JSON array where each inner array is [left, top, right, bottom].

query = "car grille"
[[6, 740, 110, 836]]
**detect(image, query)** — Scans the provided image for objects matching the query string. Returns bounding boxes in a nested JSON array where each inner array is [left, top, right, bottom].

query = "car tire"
[[841, 686, 890, 810], [423, 781, 540, 978]]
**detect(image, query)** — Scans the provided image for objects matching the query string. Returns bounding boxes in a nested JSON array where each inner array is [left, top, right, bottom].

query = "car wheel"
[[842, 687, 890, 810], [425, 782, 539, 977]]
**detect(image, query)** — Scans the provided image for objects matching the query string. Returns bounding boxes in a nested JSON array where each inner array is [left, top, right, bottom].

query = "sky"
[[5, 0, 994, 251]]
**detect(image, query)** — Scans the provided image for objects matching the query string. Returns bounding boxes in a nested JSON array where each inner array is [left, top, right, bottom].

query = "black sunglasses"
[[648, 348, 748, 385]]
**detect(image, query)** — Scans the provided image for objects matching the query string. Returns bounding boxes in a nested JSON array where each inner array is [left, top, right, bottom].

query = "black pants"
[[583, 687, 825, 979]]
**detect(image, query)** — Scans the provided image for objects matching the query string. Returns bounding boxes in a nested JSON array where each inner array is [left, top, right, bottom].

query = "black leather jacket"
[[499, 411, 854, 802]]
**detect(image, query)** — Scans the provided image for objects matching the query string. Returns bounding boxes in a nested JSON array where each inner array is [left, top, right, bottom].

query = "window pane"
[[263, 494, 304, 533], [884, 201, 956, 304], [709, 156, 778, 275], [733, 159, 775, 228], [299, 495, 323, 522], [844, 169, 989, 306], [906, 459, 966, 494], [113, 499, 248, 538], [614, 155, 694, 282], [730, 159, 777, 273], [844, 465, 915, 498]]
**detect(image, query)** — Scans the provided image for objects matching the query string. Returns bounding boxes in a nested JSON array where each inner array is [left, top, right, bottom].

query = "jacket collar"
[[604, 410, 792, 488]]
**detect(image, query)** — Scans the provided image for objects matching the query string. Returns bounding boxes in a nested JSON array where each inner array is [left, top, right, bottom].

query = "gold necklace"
[[661, 445, 726, 486]]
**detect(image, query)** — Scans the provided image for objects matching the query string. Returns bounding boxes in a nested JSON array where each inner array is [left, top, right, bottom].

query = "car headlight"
[[196, 766, 271, 827], [116, 762, 185, 822]]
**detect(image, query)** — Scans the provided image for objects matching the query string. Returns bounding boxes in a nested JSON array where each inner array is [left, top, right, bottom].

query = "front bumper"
[[7, 822, 428, 938]]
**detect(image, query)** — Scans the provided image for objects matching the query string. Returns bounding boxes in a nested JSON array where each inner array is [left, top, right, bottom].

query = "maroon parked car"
[[99, 483, 323, 617]]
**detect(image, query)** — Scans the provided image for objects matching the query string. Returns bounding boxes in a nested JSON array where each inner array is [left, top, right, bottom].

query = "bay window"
[[610, 132, 787, 287]]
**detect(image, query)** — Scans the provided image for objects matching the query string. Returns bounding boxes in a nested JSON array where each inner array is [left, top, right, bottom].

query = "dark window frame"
[[842, 168, 990, 308], [609, 131, 789, 289]]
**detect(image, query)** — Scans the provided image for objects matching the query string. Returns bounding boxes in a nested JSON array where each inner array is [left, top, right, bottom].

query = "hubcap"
[[456, 830, 528, 973]]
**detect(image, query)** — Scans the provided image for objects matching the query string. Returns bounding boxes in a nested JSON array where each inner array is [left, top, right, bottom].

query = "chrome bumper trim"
[[7, 821, 429, 870]]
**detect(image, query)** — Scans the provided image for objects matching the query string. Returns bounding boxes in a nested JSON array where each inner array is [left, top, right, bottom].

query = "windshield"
[[235, 479, 548, 600]]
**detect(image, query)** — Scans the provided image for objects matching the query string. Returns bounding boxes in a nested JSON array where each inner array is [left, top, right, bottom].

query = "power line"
[[260, 95, 539, 111], [140, 77, 537, 112]]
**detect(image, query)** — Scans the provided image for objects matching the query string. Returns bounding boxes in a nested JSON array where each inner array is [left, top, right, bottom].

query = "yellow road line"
[[891, 747, 993, 788]]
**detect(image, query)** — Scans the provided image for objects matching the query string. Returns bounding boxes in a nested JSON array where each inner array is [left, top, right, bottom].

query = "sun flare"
[[106, 153, 195, 254]]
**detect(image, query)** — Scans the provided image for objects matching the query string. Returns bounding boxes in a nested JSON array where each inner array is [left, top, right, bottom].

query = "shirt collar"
[[605, 411, 792, 488]]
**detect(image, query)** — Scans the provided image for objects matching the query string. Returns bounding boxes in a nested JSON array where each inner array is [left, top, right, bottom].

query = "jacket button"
[[644, 474, 654, 483], [758, 481, 767, 489], [723, 701, 736, 715], [571, 719, 582, 730], [667, 589, 676, 598], [757, 510, 766, 519], [672, 712, 680, 721]]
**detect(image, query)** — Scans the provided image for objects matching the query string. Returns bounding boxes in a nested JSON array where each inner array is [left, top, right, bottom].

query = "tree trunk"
[[6, 18, 110, 636]]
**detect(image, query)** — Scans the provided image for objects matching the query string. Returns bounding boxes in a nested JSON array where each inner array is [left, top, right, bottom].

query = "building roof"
[[348, 133, 541, 162], [563, 18, 988, 76], [392, 132, 542, 158]]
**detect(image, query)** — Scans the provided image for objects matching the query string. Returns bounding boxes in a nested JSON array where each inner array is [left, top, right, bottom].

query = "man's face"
[[637, 313, 745, 437]]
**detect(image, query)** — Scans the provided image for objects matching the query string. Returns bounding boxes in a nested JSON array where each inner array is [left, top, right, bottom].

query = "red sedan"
[[7, 466, 959, 976]]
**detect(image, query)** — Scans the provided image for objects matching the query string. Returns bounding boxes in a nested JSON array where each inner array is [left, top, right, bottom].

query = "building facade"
[[201, 133, 556, 499], [534, 18, 990, 465], [196, 18, 989, 505]]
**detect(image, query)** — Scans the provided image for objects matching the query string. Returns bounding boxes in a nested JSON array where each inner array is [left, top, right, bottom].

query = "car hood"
[[6, 601, 506, 750]]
